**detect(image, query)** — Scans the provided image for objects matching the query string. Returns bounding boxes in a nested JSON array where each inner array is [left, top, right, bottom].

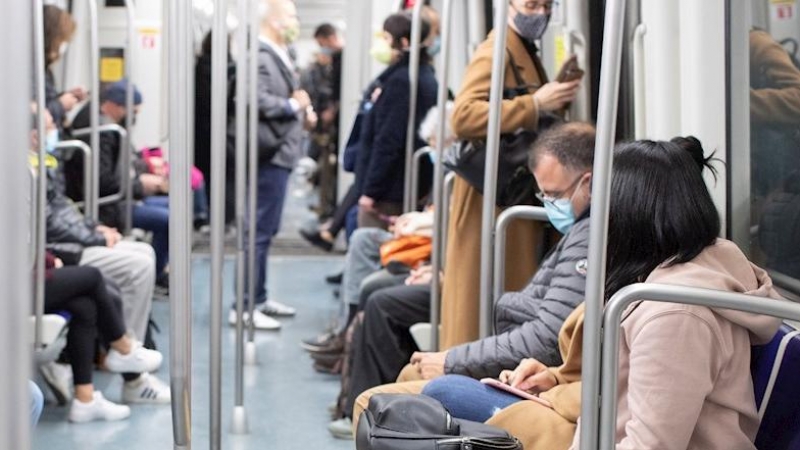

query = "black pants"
[[345, 284, 431, 417], [45, 266, 127, 385], [328, 183, 358, 238]]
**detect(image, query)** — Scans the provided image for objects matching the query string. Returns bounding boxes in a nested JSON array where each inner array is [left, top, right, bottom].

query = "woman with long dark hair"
[[42, 5, 87, 130]]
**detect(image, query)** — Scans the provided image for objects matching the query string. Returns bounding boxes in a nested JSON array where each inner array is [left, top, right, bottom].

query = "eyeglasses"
[[535, 173, 586, 210], [520, 1, 558, 12]]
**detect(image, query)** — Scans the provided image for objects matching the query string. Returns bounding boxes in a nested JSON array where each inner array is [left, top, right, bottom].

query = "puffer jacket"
[[45, 153, 105, 250], [444, 212, 590, 378]]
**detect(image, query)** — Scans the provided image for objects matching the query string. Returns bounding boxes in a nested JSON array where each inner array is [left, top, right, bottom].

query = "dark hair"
[[383, 12, 432, 64], [529, 122, 597, 173], [670, 136, 720, 180], [605, 139, 721, 298], [43, 5, 76, 67], [314, 23, 337, 39]]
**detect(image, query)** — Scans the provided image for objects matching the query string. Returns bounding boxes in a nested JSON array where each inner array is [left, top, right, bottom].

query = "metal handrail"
[[71, 124, 129, 207], [478, 0, 511, 338], [429, 0, 455, 352], [598, 283, 800, 450], [55, 140, 93, 218], [168, 0, 193, 446], [410, 147, 433, 211], [492, 206, 548, 304], [123, 0, 136, 233], [245, 0, 260, 363], [230, 0, 251, 435], [403, 0, 425, 213], [33, 0, 48, 352], [578, 0, 629, 446], [87, 0, 101, 221], [632, 23, 647, 139], [209, 0, 228, 446]]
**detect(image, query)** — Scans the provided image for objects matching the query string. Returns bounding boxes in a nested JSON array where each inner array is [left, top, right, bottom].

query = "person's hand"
[[359, 195, 375, 212], [405, 265, 434, 286], [320, 107, 336, 125], [59, 93, 80, 112], [97, 225, 122, 248], [393, 213, 414, 238], [292, 90, 312, 109], [304, 107, 318, 131], [54, 258, 64, 269], [499, 358, 558, 393], [410, 351, 448, 380], [69, 86, 88, 102], [140, 173, 168, 195], [533, 80, 581, 112], [148, 157, 167, 177]]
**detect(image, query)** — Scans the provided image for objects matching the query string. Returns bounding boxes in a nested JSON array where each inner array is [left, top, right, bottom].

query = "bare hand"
[[410, 351, 448, 380], [140, 173, 167, 196], [69, 86, 88, 102], [533, 80, 581, 112], [97, 225, 122, 248], [59, 93, 79, 112], [54, 258, 64, 269], [304, 107, 318, 131], [405, 265, 434, 286], [358, 195, 375, 212], [502, 358, 557, 393], [292, 90, 312, 109]]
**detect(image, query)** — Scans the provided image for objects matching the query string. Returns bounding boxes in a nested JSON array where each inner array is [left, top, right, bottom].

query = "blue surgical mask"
[[45, 129, 59, 154], [544, 198, 575, 234], [513, 11, 550, 43], [426, 37, 442, 57]]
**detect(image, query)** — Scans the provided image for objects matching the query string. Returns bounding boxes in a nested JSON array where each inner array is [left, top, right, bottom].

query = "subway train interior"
[[5, 0, 800, 449]]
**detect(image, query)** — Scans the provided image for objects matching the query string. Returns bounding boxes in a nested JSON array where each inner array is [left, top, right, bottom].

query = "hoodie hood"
[[644, 238, 783, 344]]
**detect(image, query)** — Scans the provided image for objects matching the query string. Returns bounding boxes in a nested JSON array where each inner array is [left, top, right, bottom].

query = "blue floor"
[[34, 254, 355, 450]]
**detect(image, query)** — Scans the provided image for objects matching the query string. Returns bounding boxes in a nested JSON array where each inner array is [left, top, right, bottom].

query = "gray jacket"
[[444, 214, 590, 379], [255, 42, 304, 169]]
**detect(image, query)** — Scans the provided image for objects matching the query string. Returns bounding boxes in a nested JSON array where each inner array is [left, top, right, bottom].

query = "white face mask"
[[58, 42, 69, 57]]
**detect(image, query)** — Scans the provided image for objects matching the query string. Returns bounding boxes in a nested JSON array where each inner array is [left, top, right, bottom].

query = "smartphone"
[[556, 55, 585, 83], [480, 378, 553, 408]]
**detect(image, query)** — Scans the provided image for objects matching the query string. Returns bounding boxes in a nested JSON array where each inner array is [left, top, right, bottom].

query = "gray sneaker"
[[328, 417, 354, 440]]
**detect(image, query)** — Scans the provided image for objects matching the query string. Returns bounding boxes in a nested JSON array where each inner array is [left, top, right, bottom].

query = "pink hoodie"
[[572, 239, 783, 450]]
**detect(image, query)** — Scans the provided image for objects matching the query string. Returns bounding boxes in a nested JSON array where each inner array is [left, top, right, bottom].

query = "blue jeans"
[[30, 380, 44, 427], [243, 164, 291, 306], [422, 375, 522, 423], [193, 182, 210, 225], [132, 195, 170, 277]]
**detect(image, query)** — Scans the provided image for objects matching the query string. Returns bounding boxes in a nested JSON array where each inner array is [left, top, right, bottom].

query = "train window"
[[730, 0, 800, 296]]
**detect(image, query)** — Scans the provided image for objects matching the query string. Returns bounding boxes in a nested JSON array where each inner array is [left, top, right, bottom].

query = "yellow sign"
[[100, 57, 124, 83], [554, 34, 567, 70]]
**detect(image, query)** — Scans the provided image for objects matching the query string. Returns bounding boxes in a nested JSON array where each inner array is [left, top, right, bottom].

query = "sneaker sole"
[[329, 428, 354, 440], [227, 319, 282, 331]]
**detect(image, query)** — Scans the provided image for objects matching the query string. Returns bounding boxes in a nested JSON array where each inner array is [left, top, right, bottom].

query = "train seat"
[[29, 314, 69, 365]]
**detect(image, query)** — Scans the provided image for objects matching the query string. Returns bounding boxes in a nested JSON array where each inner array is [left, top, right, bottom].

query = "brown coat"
[[750, 29, 800, 125], [440, 29, 549, 349]]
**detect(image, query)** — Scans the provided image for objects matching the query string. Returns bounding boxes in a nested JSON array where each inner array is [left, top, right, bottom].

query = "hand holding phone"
[[556, 55, 585, 83], [480, 378, 553, 408]]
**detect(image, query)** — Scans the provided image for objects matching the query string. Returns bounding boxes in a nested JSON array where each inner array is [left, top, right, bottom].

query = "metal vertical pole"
[[33, 0, 48, 352], [209, 0, 228, 447], [231, 0, 250, 435], [123, 0, 136, 234], [87, 0, 100, 221], [245, 0, 259, 363], [429, 0, 454, 352], [168, 0, 192, 446], [403, 0, 425, 213], [478, 0, 510, 338], [578, 0, 626, 448], [492, 207, 548, 303], [1, 4, 32, 449]]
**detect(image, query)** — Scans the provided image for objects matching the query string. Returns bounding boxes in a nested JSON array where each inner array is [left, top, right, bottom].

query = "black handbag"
[[356, 394, 522, 450], [444, 51, 560, 207]]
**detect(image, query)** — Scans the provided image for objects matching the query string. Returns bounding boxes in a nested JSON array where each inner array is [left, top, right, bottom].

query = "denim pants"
[[29, 381, 43, 427], [132, 195, 170, 277], [422, 374, 522, 423], [243, 163, 291, 307]]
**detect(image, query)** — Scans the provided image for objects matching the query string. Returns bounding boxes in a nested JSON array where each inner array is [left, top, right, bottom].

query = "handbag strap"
[[504, 50, 540, 99]]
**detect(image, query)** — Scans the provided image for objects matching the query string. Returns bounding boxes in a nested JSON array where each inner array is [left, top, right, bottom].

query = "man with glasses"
[[350, 122, 596, 425]]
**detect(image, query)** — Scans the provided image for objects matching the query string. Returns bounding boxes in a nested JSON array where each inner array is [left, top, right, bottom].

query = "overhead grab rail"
[[87, 0, 101, 221], [403, 0, 425, 213], [598, 284, 800, 450], [54, 140, 93, 218], [578, 0, 628, 447], [71, 124, 129, 207], [492, 206, 548, 303], [168, 0, 193, 446], [123, 0, 136, 234], [429, 0, 455, 351], [478, 0, 511, 338]]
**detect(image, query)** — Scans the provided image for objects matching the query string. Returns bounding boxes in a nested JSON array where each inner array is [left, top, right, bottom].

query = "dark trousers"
[[132, 195, 170, 277], [243, 163, 291, 306], [345, 284, 432, 417], [328, 183, 358, 237], [45, 266, 127, 385]]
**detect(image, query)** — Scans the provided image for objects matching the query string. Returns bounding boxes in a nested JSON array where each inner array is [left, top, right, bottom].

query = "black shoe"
[[154, 274, 169, 298], [299, 228, 334, 252], [325, 272, 343, 284]]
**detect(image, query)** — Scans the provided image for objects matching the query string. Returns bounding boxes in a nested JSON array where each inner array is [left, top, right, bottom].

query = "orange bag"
[[380, 236, 432, 268]]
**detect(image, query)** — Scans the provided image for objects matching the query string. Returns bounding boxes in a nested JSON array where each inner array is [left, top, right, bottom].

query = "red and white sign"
[[776, 4, 794, 20]]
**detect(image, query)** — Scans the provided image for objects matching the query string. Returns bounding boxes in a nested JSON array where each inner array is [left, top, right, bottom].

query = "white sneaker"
[[259, 300, 297, 317], [69, 392, 131, 423], [105, 342, 163, 374], [39, 362, 73, 405], [328, 417, 354, 440], [122, 373, 171, 404], [228, 309, 281, 330]]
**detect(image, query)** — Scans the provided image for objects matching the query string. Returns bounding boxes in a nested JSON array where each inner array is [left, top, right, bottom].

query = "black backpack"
[[356, 394, 522, 450]]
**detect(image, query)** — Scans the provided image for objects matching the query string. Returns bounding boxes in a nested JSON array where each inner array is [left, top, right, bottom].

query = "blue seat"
[[751, 324, 800, 450]]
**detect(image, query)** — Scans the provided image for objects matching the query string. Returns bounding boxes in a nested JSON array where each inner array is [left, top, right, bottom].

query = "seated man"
[[351, 122, 596, 426]]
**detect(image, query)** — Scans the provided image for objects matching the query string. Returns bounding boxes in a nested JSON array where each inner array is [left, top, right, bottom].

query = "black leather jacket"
[[46, 155, 106, 252]]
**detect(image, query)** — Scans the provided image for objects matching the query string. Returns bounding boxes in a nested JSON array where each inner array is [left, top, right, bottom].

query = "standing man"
[[230, 0, 316, 330]]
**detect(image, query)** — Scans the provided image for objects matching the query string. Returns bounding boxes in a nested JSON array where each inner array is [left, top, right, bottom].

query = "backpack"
[[356, 394, 521, 450]]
